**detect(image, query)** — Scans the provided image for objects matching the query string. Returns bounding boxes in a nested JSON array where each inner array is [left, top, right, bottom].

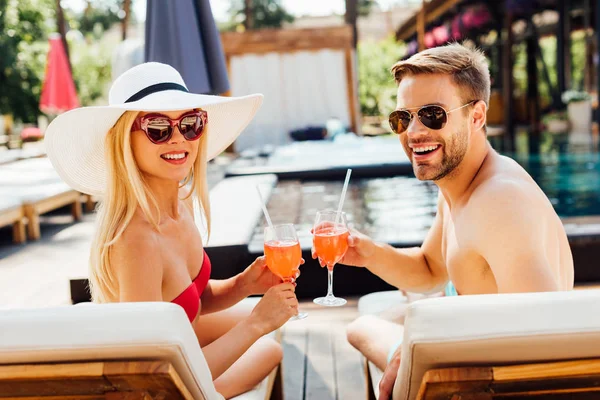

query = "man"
[[317, 43, 574, 400]]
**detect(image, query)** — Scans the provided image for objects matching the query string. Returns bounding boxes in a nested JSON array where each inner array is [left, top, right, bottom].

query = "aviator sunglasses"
[[388, 100, 477, 134]]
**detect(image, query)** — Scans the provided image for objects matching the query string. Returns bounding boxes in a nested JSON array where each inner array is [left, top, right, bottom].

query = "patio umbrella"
[[145, 0, 230, 95], [39, 33, 79, 115]]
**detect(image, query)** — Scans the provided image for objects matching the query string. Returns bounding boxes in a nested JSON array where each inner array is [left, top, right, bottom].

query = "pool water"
[[509, 151, 600, 218]]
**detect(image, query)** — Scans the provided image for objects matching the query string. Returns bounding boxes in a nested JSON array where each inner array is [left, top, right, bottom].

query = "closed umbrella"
[[39, 33, 79, 115], [145, 0, 230, 95]]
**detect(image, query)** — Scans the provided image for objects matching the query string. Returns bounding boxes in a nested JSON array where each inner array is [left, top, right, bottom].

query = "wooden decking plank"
[[333, 328, 367, 400], [305, 326, 336, 400], [282, 325, 308, 400]]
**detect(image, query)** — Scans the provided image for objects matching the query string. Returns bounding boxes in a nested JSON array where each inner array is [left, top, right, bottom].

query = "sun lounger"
[[360, 289, 600, 399], [0, 145, 46, 166], [0, 301, 283, 400], [0, 157, 82, 240], [0, 196, 26, 243]]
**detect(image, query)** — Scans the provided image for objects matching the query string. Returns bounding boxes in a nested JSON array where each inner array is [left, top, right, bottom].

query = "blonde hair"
[[89, 111, 211, 302], [391, 42, 491, 107]]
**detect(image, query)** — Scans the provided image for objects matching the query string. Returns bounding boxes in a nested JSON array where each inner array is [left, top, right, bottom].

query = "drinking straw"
[[335, 168, 352, 224], [256, 185, 274, 231]]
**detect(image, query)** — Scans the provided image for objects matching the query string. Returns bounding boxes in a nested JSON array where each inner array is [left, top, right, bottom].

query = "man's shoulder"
[[469, 175, 535, 208], [464, 168, 547, 228]]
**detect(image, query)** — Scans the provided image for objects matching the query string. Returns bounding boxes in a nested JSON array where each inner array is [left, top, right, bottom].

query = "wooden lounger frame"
[[0, 330, 284, 400], [0, 360, 194, 399], [23, 190, 82, 240], [417, 358, 600, 399], [0, 205, 26, 244], [367, 357, 600, 400]]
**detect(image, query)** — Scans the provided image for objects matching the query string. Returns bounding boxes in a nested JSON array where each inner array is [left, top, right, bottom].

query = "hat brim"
[[45, 91, 263, 197]]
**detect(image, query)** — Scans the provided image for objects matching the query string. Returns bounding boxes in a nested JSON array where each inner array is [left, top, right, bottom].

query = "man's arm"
[[338, 194, 448, 293], [469, 180, 559, 293]]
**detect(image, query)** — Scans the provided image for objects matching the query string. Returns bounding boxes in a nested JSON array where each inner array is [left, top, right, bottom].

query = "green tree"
[[358, 0, 378, 17], [358, 35, 406, 117], [72, 0, 132, 39], [224, 0, 294, 31], [570, 31, 586, 91], [0, 0, 54, 123]]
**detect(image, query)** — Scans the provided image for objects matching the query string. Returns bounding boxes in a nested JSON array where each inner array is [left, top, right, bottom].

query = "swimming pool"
[[508, 151, 600, 218]]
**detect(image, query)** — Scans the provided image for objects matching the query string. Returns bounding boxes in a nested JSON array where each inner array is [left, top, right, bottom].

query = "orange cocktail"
[[264, 239, 302, 280], [263, 223, 307, 320], [313, 227, 349, 269], [312, 210, 349, 307]]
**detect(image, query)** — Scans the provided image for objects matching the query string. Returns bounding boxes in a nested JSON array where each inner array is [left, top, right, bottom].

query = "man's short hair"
[[390, 42, 491, 107]]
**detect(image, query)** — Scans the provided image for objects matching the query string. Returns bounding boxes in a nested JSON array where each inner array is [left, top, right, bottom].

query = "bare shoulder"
[[461, 160, 554, 251], [110, 215, 163, 297], [470, 177, 536, 211], [468, 155, 547, 219]]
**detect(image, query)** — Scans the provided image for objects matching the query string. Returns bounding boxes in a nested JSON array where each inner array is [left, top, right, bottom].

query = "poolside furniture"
[[0, 145, 47, 166], [0, 196, 26, 243], [359, 289, 600, 399], [0, 157, 82, 240], [0, 301, 282, 400]]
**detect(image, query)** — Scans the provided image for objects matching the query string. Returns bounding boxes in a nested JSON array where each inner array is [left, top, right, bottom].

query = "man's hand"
[[311, 227, 376, 268], [378, 349, 401, 400]]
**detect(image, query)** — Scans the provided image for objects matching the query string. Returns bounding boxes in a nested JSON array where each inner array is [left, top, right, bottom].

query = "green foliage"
[[561, 89, 591, 104], [67, 0, 131, 39], [0, 0, 127, 123], [542, 110, 567, 123], [224, 0, 294, 31], [513, 32, 590, 109], [357, 35, 405, 117], [570, 30, 586, 91], [78, 6, 121, 37], [0, 0, 54, 123], [69, 35, 116, 107], [512, 42, 528, 99], [537, 36, 557, 107], [358, 0, 378, 17]]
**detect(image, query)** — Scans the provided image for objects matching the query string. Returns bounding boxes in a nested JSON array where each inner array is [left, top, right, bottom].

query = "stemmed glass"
[[312, 210, 349, 307], [264, 223, 307, 320]]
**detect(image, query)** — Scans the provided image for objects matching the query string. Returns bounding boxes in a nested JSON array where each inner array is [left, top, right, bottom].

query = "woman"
[[45, 62, 300, 398]]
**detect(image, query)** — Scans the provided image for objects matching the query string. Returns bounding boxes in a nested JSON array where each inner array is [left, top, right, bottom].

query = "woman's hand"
[[239, 256, 304, 295], [248, 282, 299, 335]]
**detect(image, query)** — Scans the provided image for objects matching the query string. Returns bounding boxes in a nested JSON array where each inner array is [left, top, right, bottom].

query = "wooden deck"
[[281, 299, 366, 400]]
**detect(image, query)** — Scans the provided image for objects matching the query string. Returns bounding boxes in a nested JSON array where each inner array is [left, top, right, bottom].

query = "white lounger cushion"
[[394, 289, 600, 400], [0, 302, 224, 399]]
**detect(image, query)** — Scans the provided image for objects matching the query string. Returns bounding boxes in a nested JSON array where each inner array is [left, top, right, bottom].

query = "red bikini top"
[[171, 250, 211, 322]]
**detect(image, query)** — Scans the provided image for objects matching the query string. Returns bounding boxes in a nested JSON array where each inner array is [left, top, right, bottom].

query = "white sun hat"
[[45, 62, 263, 197]]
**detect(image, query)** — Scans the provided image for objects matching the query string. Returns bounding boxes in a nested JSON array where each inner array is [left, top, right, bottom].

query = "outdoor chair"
[[0, 157, 82, 240], [0, 196, 26, 243], [0, 301, 282, 400], [359, 289, 600, 399]]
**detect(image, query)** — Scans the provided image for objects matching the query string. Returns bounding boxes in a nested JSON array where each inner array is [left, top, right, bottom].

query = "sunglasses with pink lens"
[[132, 110, 208, 144]]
